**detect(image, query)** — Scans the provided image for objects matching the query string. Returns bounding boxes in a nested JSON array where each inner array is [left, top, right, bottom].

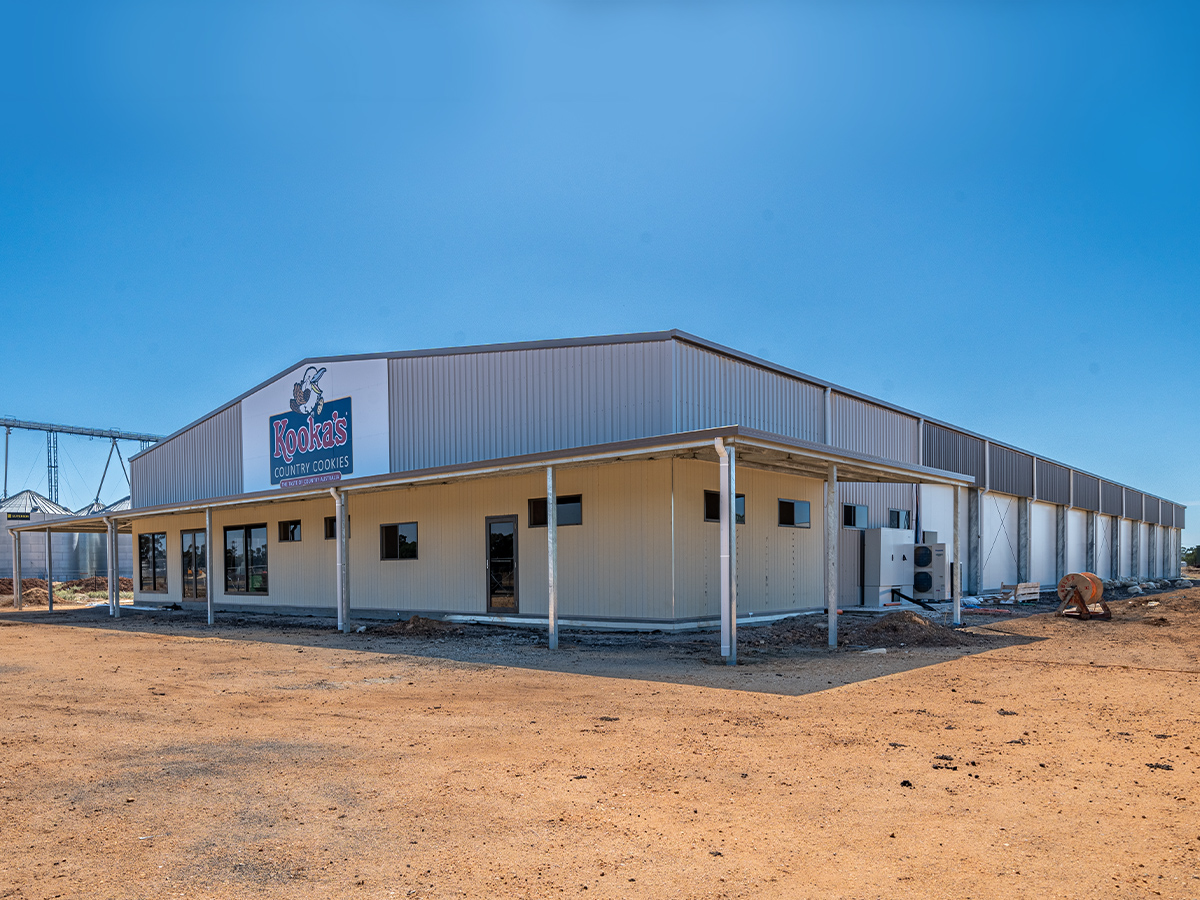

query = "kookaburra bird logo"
[[290, 366, 327, 416]]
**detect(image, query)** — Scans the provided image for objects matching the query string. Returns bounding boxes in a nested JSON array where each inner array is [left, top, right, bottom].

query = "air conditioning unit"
[[863, 528, 914, 608], [913, 542, 948, 602]]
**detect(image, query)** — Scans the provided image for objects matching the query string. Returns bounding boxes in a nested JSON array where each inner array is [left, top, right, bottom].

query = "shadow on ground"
[[0, 602, 1045, 697]]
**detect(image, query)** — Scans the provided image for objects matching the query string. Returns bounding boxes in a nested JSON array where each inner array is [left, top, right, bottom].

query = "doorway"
[[486, 516, 518, 613]]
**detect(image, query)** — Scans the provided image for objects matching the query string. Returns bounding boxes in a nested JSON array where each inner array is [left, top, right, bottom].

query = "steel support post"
[[1148, 527, 1158, 579], [1055, 505, 1067, 582], [967, 489, 981, 595], [826, 463, 839, 647], [11, 532, 21, 610], [1086, 511, 1096, 574], [339, 491, 350, 631], [332, 489, 345, 630], [952, 486, 962, 626], [45, 529, 53, 612], [105, 518, 115, 616], [727, 444, 737, 667], [546, 466, 558, 650], [205, 507, 214, 625], [111, 522, 121, 618], [1131, 524, 1141, 581], [716, 439, 731, 659], [1017, 497, 1031, 583]]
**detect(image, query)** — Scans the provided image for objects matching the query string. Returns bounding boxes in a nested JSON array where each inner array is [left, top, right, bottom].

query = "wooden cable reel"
[[1055, 572, 1110, 620]]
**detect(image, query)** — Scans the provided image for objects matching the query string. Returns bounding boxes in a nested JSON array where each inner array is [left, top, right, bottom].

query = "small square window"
[[888, 509, 911, 530], [324, 516, 349, 540], [381, 522, 418, 560], [528, 495, 583, 528], [278, 520, 301, 542], [843, 504, 868, 528], [778, 499, 811, 528], [704, 491, 745, 524]]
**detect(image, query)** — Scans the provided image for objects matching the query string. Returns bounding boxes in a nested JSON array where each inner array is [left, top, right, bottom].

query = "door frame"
[[485, 514, 519, 614]]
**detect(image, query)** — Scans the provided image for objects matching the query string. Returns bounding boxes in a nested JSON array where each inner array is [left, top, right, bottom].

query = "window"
[[181, 529, 207, 599], [528, 495, 583, 528], [843, 504, 868, 528], [225, 524, 268, 594], [704, 491, 745, 524], [138, 532, 167, 592], [381, 522, 418, 560], [888, 509, 911, 530], [324, 516, 349, 540], [278, 520, 301, 542], [778, 499, 811, 528]]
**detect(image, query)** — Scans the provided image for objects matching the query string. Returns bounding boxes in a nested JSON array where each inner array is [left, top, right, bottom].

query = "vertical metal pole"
[[338, 490, 350, 632], [1086, 511, 1096, 574], [112, 521, 121, 618], [547, 466, 558, 650], [11, 531, 21, 610], [826, 463, 839, 647], [1131, 521, 1141, 580], [105, 518, 115, 616], [1055, 505, 1067, 582], [717, 440, 730, 658], [3, 425, 9, 500], [1017, 498, 1031, 583], [205, 507, 214, 625], [952, 485, 962, 625], [968, 489, 981, 595], [727, 444, 737, 667], [45, 529, 53, 612]]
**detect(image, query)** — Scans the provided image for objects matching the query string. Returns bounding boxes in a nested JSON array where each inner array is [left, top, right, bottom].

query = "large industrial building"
[[13, 332, 1185, 637]]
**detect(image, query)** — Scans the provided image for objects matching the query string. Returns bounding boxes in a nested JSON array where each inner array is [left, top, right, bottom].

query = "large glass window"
[[704, 491, 745, 524], [528, 495, 583, 528], [225, 524, 268, 594], [380, 522, 418, 560], [138, 533, 167, 592], [181, 529, 207, 599]]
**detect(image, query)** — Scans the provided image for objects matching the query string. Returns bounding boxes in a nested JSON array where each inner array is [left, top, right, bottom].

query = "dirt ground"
[[1, 593, 1198, 899]]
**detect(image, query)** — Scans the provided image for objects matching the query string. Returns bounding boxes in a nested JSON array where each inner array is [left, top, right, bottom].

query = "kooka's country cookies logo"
[[269, 366, 354, 488]]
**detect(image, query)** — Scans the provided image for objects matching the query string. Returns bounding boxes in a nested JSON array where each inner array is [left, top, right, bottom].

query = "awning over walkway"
[[12, 425, 973, 534]]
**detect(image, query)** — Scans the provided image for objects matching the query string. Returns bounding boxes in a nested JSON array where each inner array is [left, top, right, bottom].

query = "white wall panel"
[[1067, 509, 1087, 574], [981, 492, 1019, 590], [916, 484, 956, 561], [1119, 519, 1133, 577], [1031, 501, 1056, 585], [1095, 515, 1113, 580]]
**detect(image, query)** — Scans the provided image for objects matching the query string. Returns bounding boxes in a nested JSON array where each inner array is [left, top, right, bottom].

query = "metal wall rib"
[[1101, 481, 1123, 516], [130, 403, 243, 508], [1072, 472, 1100, 512], [1123, 489, 1143, 521], [989, 444, 1034, 497], [388, 341, 673, 473], [1035, 459, 1070, 505], [922, 422, 984, 485], [831, 393, 918, 463], [672, 343, 824, 442]]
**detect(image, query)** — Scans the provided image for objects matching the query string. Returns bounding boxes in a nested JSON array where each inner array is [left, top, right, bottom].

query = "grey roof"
[[74, 496, 131, 515], [0, 489, 74, 516]]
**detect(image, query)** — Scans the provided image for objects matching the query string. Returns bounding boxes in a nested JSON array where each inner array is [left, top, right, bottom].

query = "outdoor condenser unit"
[[862, 527, 914, 608], [913, 541, 948, 602]]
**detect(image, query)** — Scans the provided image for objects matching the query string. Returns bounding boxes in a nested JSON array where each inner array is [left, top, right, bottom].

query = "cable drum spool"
[[1055, 572, 1110, 619]]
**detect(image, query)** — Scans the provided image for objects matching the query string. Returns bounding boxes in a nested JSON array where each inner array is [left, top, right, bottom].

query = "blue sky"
[[2, 2, 1197, 544]]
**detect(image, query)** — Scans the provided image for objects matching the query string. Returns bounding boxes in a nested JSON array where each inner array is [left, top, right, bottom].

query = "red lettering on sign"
[[273, 420, 293, 463]]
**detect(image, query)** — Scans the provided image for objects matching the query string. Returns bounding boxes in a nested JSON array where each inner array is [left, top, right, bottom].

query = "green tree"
[[1184, 546, 1200, 568]]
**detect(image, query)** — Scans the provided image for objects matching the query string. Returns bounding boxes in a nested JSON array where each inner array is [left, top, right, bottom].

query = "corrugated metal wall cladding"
[[830, 394, 919, 463], [388, 342, 673, 472], [130, 404, 242, 508], [1124, 489, 1143, 521], [1144, 498, 1160, 524], [672, 344, 824, 442], [1072, 472, 1100, 512], [1176, 505, 1186, 529], [1101, 481, 1123, 516], [1035, 460, 1070, 505], [922, 423, 984, 483], [989, 445, 1034, 497]]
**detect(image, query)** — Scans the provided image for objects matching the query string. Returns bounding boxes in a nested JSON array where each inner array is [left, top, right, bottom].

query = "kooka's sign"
[[269, 366, 354, 488]]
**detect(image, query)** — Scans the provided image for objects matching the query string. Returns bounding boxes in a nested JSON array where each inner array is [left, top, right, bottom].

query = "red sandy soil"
[[0, 593, 1198, 898]]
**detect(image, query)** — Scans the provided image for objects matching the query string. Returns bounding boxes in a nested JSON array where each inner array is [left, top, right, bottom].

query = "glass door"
[[181, 529, 207, 599], [486, 516, 518, 613]]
